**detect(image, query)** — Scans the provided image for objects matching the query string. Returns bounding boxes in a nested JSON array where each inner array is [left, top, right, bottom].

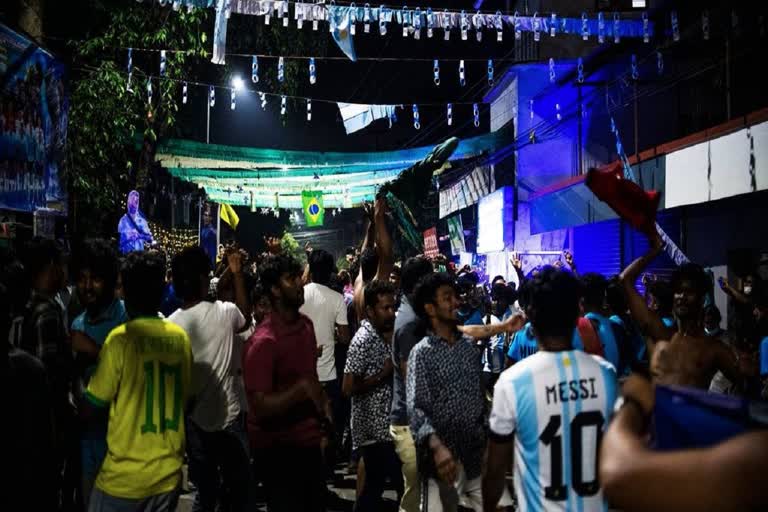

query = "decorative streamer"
[[487, 59, 494, 86], [264, 4, 271, 25], [614, 12, 621, 43], [313, 8, 319, 30], [631, 54, 638, 80], [209, 85, 215, 107], [447, 103, 453, 126], [443, 9, 451, 40], [259, 92, 267, 110], [643, 12, 650, 43], [702, 10, 710, 40], [459, 59, 466, 86], [657, 50, 664, 75], [496, 11, 503, 41], [281, 95, 287, 116], [472, 11, 481, 42], [671, 11, 680, 42], [126, 47, 133, 91], [433, 59, 440, 86], [577, 57, 584, 83], [364, 3, 371, 33], [412, 104, 420, 130], [160, 49, 167, 76], [307, 99, 312, 121], [460, 10, 468, 41], [473, 103, 480, 127], [598, 12, 605, 43], [533, 12, 541, 42], [550, 13, 557, 37], [147, 79, 153, 104], [427, 8, 434, 38], [182, 81, 188, 104], [278, 56, 285, 82], [402, 6, 409, 37], [349, 3, 357, 35], [252, 55, 259, 83], [513, 12, 521, 40], [413, 7, 422, 39], [379, 5, 387, 35], [231, 87, 236, 110], [281, 2, 289, 27], [581, 12, 589, 40], [297, 5, 304, 29], [549, 57, 556, 83], [309, 57, 317, 84]]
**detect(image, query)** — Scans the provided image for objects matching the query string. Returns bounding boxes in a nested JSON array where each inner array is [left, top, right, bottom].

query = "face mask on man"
[[704, 327, 720, 336], [743, 286, 753, 295]]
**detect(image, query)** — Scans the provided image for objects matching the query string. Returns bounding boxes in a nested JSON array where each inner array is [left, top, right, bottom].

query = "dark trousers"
[[322, 379, 349, 466], [258, 444, 327, 512], [354, 442, 403, 512], [186, 413, 252, 512]]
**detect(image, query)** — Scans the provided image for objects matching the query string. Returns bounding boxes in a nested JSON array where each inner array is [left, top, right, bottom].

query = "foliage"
[[66, 2, 208, 235], [280, 231, 307, 265]]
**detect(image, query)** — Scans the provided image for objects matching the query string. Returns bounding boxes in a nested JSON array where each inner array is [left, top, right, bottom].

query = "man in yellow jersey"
[[85, 251, 193, 512]]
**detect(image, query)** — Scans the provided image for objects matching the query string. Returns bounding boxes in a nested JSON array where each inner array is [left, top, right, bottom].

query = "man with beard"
[[343, 280, 402, 511], [407, 273, 513, 511], [70, 239, 128, 503], [619, 232, 753, 388], [244, 254, 332, 512]]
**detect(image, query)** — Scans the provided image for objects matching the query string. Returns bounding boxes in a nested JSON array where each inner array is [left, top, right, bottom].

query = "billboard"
[[0, 23, 68, 213], [476, 186, 514, 254]]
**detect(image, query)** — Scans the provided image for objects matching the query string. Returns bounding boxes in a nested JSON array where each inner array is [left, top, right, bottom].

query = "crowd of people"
[[2, 196, 768, 512]]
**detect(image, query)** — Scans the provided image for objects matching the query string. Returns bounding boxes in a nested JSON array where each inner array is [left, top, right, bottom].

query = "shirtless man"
[[353, 197, 394, 322], [619, 232, 752, 388]]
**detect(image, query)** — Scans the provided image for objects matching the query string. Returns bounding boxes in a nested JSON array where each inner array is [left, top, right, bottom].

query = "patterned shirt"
[[21, 290, 73, 413], [406, 331, 487, 480], [344, 320, 393, 450]]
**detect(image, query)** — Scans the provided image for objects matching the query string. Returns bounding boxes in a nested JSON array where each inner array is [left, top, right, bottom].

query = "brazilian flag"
[[302, 190, 325, 227]]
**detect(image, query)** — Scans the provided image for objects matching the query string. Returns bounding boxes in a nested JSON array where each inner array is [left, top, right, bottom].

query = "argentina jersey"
[[490, 350, 618, 512]]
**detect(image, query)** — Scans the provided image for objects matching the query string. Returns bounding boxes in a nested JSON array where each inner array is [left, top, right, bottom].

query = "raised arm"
[[510, 251, 525, 285], [458, 313, 525, 339], [226, 249, 251, 330], [618, 233, 671, 342], [373, 197, 394, 282], [718, 277, 751, 306]]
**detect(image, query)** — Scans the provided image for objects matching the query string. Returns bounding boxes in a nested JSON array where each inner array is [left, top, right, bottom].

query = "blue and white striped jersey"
[[490, 350, 618, 512]]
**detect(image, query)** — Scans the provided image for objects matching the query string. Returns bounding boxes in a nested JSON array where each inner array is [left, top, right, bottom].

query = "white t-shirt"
[[299, 282, 348, 382], [489, 350, 618, 512], [169, 300, 246, 431]]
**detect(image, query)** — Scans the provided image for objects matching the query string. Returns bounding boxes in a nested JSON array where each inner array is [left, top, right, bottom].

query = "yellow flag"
[[220, 203, 239, 230]]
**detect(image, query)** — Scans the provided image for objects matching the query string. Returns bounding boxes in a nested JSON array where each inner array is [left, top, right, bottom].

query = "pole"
[[216, 203, 221, 261], [206, 96, 211, 144], [725, 33, 732, 120], [170, 178, 175, 229], [577, 84, 583, 176]]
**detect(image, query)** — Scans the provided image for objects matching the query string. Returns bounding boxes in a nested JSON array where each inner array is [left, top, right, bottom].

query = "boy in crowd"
[[85, 251, 193, 511], [70, 239, 127, 503]]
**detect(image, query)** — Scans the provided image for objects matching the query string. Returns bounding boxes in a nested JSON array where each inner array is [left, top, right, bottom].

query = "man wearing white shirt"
[[300, 249, 350, 466], [169, 246, 252, 512]]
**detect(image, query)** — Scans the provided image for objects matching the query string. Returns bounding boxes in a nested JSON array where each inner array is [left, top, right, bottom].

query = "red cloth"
[[585, 162, 660, 235], [244, 313, 322, 449]]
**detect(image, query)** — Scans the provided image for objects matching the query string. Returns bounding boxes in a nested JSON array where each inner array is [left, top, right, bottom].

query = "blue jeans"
[[186, 412, 253, 512], [88, 487, 179, 512]]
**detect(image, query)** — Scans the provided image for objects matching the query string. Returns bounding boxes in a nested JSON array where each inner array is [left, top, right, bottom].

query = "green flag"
[[302, 190, 324, 227]]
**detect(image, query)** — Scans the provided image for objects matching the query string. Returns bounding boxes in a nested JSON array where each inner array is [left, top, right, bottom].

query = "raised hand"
[[227, 248, 243, 274], [264, 236, 282, 255], [304, 241, 313, 254], [510, 251, 523, 271], [563, 250, 575, 268]]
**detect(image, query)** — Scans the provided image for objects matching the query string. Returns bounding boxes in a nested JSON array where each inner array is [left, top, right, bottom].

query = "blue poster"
[[0, 23, 68, 212]]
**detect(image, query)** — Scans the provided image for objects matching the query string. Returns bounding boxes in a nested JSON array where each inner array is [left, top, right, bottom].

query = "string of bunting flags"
[[135, 0, 656, 64]]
